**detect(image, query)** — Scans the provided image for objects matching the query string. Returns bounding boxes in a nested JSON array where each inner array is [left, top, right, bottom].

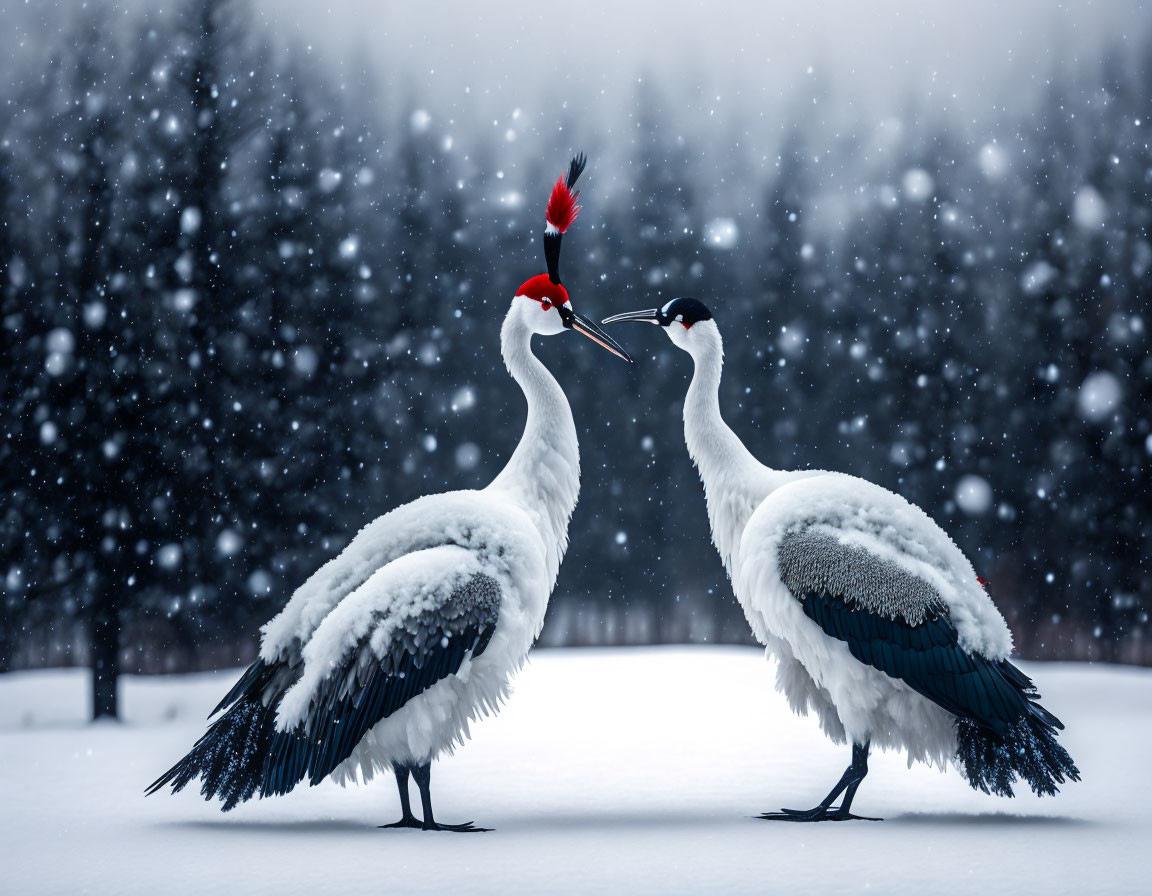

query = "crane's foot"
[[409, 762, 492, 832], [382, 767, 423, 828], [758, 741, 880, 822], [421, 820, 491, 833], [378, 814, 423, 829], [758, 806, 882, 822]]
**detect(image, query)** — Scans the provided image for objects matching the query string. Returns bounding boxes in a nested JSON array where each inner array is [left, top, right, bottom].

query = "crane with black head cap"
[[604, 298, 1078, 821]]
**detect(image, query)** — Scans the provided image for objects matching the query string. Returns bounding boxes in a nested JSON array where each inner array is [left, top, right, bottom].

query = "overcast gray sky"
[[252, 0, 1144, 126], [3, 1, 1142, 134], [2, 0, 1145, 215]]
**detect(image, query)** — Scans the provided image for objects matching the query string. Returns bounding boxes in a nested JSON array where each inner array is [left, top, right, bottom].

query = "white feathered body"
[[255, 303, 581, 784], [679, 322, 1013, 771], [257, 492, 545, 782], [733, 472, 1013, 768]]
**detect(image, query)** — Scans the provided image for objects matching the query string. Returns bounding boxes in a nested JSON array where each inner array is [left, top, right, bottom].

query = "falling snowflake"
[[1077, 371, 1122, 421], [703, 218, 739, 250], [955, 475, 993, 515]]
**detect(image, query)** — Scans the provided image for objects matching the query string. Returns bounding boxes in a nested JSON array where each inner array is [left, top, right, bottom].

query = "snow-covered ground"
[[1, 647, 1149, 895]]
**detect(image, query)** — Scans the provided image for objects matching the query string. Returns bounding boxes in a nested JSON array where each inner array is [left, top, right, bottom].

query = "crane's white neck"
[[487, 306, 580, 584], [681, 324, 782, 574]]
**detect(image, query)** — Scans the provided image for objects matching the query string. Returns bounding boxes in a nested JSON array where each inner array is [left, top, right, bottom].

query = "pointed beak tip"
[[568, 310, 634, 363], [607, 341, 634, 363]]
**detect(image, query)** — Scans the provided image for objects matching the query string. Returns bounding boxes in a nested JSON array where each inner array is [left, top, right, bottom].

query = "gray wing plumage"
[[261, 572, 501, 796], [777, 526, 946, 626]]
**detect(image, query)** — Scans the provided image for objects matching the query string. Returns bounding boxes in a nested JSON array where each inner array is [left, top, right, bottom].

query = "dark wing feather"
[[261, 572, 500, 797], [208, 644, 302, 718], [146, 644, 303, 809], [798, 591, 1027, 734]]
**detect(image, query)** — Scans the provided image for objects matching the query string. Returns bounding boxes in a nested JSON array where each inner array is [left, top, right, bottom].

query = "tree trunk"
[[91, 597, 120, 720]]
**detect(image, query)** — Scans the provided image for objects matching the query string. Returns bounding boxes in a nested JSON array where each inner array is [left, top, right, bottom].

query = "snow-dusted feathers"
[[149, 291, 584, 811], [277, 540, 519, 734], [265, 551, 508, 790], [261, 494, 537, 664], [741, 475, 1013, 660], [262, 300, 578, 773]]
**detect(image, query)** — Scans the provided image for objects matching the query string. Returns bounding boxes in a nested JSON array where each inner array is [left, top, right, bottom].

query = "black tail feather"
[[955, 660, 1080, 798], [208, 659, 268, 718], [145, 697, 280, 811]]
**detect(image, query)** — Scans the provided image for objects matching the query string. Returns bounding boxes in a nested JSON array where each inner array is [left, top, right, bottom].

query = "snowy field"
[[1, 647, 1149, 895]]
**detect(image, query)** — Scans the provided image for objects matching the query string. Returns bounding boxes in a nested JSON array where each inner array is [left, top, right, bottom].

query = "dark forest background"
[[2, 0, 1150, 718]]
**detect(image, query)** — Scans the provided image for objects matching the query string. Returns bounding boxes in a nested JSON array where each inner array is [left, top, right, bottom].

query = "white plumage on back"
[[148, 154, 633, 831], [264, 304, 578, 778], [733, 473, 1007, 767]]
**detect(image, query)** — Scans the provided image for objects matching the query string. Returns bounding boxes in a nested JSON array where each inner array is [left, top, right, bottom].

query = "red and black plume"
[[543, 152, 586, 285]]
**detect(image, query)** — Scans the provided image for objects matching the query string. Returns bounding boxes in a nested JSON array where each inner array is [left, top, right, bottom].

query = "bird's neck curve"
[[683, 326, 781, 574], [487, 307, 580, 583]]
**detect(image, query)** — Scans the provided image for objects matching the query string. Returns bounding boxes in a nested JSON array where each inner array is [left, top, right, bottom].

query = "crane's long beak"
[[601, 309, 663, 326], [563, 308, 633, 362]]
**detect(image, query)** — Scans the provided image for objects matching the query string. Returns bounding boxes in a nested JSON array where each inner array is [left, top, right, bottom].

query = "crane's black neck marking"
[[544, 152, 588, 284], [544, 232, 563, 284]]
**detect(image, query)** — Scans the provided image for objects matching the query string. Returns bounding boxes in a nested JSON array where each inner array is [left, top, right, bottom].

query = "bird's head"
[[511, 153, 631, 361], [601, 297, 718, 357]]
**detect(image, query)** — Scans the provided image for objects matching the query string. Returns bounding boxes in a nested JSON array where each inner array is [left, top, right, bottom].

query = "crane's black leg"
[[830, 743, 873, 819], [378, 765, 422, 829], [759, 741, 881, 822], [412, 762, 490, 833]]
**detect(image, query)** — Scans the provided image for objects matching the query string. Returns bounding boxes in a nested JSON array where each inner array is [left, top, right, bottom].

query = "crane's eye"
[[541, 299, 552, 310]]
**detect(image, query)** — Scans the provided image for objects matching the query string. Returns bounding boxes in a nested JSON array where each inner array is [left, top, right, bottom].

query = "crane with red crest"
[[147, 154, 631, 832]]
